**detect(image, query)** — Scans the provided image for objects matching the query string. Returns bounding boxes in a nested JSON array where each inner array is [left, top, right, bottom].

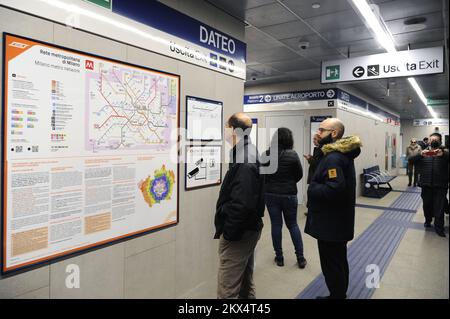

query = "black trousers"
[[317, 240, 349, 299], [407, 163, 419, 185], [421, 187, 447, 232]]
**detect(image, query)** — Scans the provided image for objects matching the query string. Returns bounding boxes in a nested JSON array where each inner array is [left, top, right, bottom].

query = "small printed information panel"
[[2, 33, 180, 273], [186, 96, 223, 141], [185, 145, 222, 190]]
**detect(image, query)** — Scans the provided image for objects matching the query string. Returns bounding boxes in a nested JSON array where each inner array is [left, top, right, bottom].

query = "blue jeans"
[[265, 193, 304, 258]]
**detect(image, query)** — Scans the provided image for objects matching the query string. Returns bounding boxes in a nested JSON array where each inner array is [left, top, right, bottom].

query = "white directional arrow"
[[353, 67, 364, 77]]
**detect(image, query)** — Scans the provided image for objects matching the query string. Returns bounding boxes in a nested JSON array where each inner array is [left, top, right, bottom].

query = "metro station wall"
[[245, 108, 337, 205], [0, 2, 244, 299], [245, 79, 402, 196], [336, 109, 401, 194]]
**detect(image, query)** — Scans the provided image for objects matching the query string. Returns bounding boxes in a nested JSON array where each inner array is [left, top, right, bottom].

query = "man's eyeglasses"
[[317, 128, 334, 133]]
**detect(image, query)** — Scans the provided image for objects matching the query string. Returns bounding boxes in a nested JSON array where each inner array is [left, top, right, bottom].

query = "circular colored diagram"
[[139, 165, 175, 207]]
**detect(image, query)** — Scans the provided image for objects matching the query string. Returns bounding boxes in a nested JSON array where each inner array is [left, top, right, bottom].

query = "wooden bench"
[[362, 165, 396, 198]]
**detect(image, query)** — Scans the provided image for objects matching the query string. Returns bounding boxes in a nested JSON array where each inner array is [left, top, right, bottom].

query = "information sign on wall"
[[321, 47, 444, 83], [186, 96, 223, 141], [2, 33, 180, 273], [185, 145, 222, 190]]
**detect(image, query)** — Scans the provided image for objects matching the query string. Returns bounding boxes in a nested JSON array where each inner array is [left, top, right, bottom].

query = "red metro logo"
[[85, 60, 94, 70]]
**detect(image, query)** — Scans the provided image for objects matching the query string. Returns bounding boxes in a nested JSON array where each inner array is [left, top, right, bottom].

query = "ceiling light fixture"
[[312, 3, 321, 9], [408, 78, 438, 118], [349, 0, 437, 118], [349, 0, 396, 53]]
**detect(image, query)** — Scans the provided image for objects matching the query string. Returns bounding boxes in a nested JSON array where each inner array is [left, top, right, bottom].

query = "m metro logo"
[[85, 60, 94, 70], [9, 42, 29, 49]]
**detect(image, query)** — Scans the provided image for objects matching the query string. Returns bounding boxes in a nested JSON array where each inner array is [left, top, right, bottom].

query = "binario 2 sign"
[[321, 47, 444, 83]]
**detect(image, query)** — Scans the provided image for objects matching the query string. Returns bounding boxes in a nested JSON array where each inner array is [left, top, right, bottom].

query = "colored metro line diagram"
[[86, 62, 178, 152], [139, 165, 176, 208]]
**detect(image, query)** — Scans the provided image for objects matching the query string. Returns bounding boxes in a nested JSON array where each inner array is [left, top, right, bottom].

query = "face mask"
[[319, 133, 333, 146], [430, 141, 440, 148]]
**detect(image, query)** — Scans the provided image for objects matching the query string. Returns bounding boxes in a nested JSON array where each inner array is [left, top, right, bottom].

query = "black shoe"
[[304, 212, 308, 216], [274, 256, 284, 267], [315, 296, 331, 299], [408, 183, 411, 187], [436, 230, 446, 237], [424, 222, 432, 228], [297, 257, 307, 269]]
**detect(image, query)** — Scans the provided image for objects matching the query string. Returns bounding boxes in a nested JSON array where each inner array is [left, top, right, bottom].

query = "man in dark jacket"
[[411, 133, 449, 237], [304, 133, 324, 185], [417, 137, 429, 151], [304, 118, 362, 299], [215, 112, 265, 299], [303, 134, 324, 217]]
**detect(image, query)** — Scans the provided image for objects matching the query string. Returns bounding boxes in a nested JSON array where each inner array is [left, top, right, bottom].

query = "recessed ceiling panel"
[[280, 0, 353, 19], [245, 3, 297, 28]]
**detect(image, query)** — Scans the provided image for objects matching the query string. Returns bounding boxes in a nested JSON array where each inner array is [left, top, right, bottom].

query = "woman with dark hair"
[[264, 128, 307, 268]]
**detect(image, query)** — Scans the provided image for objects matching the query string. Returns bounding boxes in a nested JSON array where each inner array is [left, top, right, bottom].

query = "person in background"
[[303, 134, 324, 217], [214, 112, 265, 299], [411, 133, 449, 237], [304, 133, 324, 185], [264, 128, 307, 269], [406, 138, 422, 187], [444, 140, 450, 216], [304, 118, 362, 299], [417, 137, 429, 150]]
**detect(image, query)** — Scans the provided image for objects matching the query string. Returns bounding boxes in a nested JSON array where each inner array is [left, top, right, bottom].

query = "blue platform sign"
[[112, 0, 246, 78], [0, 0, 247, 79], [244, 89, 338, 105]]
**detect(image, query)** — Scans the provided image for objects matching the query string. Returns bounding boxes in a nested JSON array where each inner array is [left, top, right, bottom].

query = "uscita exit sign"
[[85, 0, 112, 10]]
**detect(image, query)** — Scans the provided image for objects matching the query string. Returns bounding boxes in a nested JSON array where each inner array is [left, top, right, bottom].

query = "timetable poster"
[[186, 96, 223, 141], [2, 34, 180, 273]]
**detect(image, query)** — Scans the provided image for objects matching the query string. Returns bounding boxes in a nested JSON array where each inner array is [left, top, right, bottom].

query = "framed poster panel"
[[391, 134, 397, 169], [186, 96, 223, 141], [1, 33, 180, 274], [250, 118, 258, 147], [185, 145, 222, 190], [385, 132, 390, 170]]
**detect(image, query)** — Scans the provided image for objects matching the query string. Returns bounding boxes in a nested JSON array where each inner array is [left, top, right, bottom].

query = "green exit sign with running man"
[[86, 0, 112, 10], [325, 65, 340, 80]]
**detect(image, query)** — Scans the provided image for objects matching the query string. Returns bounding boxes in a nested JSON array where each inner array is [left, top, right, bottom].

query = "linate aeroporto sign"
[[321, 47, 444, 83], [244, 89, 338, 104], [0, 0, 246, 79]]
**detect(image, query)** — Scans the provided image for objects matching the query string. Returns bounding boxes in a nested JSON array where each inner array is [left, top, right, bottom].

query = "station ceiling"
[[205, 0, 449, 120]]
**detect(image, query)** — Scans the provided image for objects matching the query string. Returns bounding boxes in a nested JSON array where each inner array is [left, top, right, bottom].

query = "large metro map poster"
[[2, 34, 180, 273]]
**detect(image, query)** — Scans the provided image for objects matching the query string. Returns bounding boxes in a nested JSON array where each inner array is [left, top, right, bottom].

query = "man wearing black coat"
[[305, 118, 362, 299], [411, 133, 449, 237], [304, 133, 324, 185], [417, 137, 429, 151], [215, 112, 265, 299]]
